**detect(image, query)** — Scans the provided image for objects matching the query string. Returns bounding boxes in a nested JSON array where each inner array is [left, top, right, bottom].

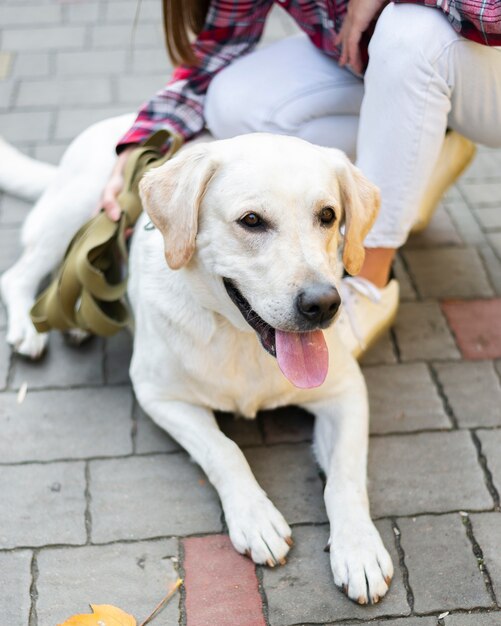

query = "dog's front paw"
[[329, 518, 393, 605], [225, 493, 292, 567]]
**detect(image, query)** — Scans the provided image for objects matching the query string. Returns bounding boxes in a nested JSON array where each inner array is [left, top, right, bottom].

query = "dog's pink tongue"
[[275, 329, 328, 388]]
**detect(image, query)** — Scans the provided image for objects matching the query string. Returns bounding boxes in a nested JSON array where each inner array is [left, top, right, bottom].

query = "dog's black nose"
[[296, 284, 341, 325]]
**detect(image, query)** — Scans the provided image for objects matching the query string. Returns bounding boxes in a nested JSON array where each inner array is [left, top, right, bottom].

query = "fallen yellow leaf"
[[58, 604, 136, 626]]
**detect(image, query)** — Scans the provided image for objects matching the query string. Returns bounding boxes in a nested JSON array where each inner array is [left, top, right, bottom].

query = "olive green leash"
[[30, 129, 183, 337]]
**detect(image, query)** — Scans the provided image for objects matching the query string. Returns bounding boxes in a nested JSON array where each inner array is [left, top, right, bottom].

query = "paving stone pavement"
[[1, 2, 501, 625]]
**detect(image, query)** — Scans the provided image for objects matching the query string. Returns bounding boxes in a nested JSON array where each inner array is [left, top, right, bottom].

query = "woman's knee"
[[368, 3, 459, 76]]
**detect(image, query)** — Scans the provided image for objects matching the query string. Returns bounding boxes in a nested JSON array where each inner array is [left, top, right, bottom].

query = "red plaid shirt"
[[117, 0, 501, 151]]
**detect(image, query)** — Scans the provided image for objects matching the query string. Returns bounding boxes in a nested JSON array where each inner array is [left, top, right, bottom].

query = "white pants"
[[205, 3, 501, 248]]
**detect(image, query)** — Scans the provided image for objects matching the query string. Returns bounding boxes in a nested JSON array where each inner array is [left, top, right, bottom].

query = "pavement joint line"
[[395, 250, 421, 301], [461, 512, 499, 606], [470, 430, 501, 510], [28, 549, 39, 626], [84, 461, 93, 544], [391, 518, 414, 613], [101, 338, 108, 384], [177, 538, 188, 626], [428, 362, 459, 429], [388, 326, 401, 362], [130, 397, 139, 454], [3, 424, 501, 466], [255, 564, 271, 626]]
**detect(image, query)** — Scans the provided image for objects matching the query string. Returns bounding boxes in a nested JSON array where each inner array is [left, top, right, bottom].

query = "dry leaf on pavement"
[[58, 603, 136, 626]]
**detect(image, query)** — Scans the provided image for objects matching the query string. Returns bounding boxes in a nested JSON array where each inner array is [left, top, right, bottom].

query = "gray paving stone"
[[17, 77, 113, 107], [216, 411, 263, 447], [470, 512, 501, 601], [104, 329, 132, 384], [476, 430, 501, 495], [0, 387, 133, 462], [474, 208, 501, 231], [90, 24, 163, 49], [0, 302, 6, 329], [0, 194, 32, 225], [64, 1, 100, 23], [11, 332, 104, 389], [368, 431, 492, 517], [55, 105, 131, 140], [134, 404, 180, 454], [36, 539, 179, 626], [464, 150, 501, 181], [0, 330, 9, 390], [360, 331, 397, 365], [263, 522, 409, 625], [12, 51, 50, 78], [33, 142, 68, 165], [105, 0, 162, 22], [364, 363, 450, 434], [0, 551, 32, 626], [0, 5, 62, 25], [90, 454, 222, 542], [407, 206, 463, 248], [0, 225, 20, 271], [3, 26, 86, 51], [460, 181, 501, 207], [488, 232, 501, 258], [393, 254, 418, 301], [479, 244, 501, 296], [0, 81, 14, 110], [403, 247, 494, 299], [444, 612, 501, 626], [244, 443, 326, 524], [446, 199, 487, 246], [1, 111, 52, 143], [117, 74, 168, 105], [394, 302, 460, 362], [398, 514, 492, 613], [131, 48, 173, 74], [435, 362, 501, 427], [56, 50, 127, 76], [0, 461, 86, 548]]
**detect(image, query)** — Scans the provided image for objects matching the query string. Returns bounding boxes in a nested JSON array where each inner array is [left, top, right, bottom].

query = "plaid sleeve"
[[117, 0, 273, 152], [393, 0, 501, 45]]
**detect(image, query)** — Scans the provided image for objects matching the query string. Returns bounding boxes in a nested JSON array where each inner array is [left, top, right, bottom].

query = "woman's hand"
[[100, 145, 137, 221], [334, 0, 387, 75]]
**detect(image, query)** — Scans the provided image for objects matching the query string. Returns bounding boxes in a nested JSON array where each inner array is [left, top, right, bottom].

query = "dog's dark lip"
[[223, 278, 276, 357]]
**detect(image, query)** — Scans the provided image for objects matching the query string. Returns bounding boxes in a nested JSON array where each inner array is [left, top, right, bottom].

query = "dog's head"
[[139, 134, 379, 388]]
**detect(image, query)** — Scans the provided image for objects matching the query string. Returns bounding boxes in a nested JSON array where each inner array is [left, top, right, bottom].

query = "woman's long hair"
[[163, 0, 210, 66]]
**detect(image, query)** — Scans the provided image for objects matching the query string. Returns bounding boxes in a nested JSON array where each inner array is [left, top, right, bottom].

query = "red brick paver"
[[183, 534, 266, 626], [441, 298, 501, 360]]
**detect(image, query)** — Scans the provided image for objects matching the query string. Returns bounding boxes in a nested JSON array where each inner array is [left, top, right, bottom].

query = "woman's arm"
[[393, 0, 501, 44], [116, 0, 274, 151]]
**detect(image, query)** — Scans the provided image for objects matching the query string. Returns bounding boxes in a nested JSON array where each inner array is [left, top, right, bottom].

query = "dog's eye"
[[240, 212, 264, 228], [319, 206, 336, 226]]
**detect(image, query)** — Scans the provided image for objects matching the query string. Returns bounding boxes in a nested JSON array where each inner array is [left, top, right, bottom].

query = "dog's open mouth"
[[223, 278, 328, 389]]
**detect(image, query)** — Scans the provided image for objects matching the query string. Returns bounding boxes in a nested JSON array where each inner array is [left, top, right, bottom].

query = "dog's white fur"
[[0, 116, 393, 605]]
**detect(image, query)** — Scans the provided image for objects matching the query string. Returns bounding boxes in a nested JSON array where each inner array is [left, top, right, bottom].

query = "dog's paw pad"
[[226, 495, 292, 567], [330, 521, 393, 605]]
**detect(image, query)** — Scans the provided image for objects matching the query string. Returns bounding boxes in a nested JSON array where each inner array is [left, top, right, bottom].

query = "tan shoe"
[[337, 277, 399, 359], [411, 131, 476, 234]]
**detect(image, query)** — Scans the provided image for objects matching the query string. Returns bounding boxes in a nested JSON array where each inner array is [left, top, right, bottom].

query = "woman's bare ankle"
[[356, 248, 396, 289]]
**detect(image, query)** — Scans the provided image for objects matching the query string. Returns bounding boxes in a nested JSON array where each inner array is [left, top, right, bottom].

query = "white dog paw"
[[13, 323, 48, 360], [329, 519, 393, 605], [225, 494, 292, 567], [64, 328, 92, 346]]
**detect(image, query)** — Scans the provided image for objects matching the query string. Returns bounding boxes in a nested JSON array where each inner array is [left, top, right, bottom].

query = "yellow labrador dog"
[[0, 118, 393, 605]]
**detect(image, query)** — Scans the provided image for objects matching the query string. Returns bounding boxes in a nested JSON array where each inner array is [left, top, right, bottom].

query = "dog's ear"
[[139, 145, 218, 269], [337, 158, 380, 275]]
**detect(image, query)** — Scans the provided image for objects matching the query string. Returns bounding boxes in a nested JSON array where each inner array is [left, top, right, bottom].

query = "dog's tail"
[[0, 136, 57, 201]]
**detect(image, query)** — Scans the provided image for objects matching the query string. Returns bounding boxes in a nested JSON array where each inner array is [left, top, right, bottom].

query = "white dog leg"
[[136, 390, 292, 566], [305, 371, 393, 605]]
